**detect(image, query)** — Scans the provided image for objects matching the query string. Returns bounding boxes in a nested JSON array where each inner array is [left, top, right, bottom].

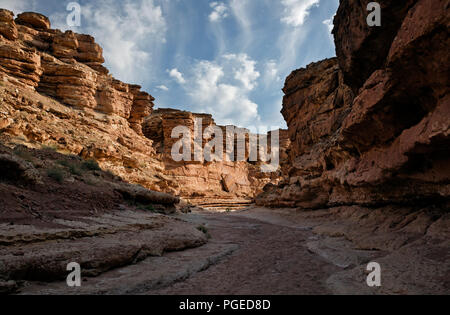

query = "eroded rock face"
[[257, 0, 450, 209], [0, 9, 18, 41], [0, 10, 284, 204], [16, 12, 51, 30], [333, 0, 419, 93], [0, 10, 163, 193], [281, 58, 354, 177], [143, 109, 286, 202], [0, 12, 153, 133]]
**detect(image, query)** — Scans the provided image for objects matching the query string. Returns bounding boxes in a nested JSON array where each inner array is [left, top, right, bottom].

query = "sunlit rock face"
[[0, 9, 153, 134], [143, 108, 288, 204], [0, 9, 169, 194], [257, 0, 450, 209], [0, 9, 287, 204]]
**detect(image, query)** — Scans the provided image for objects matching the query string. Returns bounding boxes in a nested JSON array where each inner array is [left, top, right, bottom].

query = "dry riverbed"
[[6, 206, 449, 295]]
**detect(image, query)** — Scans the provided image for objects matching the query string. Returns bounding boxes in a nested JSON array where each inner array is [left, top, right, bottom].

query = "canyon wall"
[[143, 108, 288, 205], [0, 10, 170, 193], [256, 0, 450, 208], [0, 11, 152, 134], [0, 10, 283, 204]]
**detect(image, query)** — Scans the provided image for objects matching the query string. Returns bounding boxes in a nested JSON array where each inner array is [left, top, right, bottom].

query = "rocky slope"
[[0, 141, 209, 294], [0, 10, 167, 191], [256, 0, 449, 210]]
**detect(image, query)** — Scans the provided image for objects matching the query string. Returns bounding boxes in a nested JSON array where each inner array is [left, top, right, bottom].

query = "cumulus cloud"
[[223, 54, 260, 90], [183, 54, 261, 127], [50, 0, 167, 84], [168, 68, 186, 84], [156, 85, 169, 91], [281, 0, 320, 27], [209, 1, 229, 22]]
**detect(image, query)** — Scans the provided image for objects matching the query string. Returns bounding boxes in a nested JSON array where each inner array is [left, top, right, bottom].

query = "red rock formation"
[[0, 9, 285, 204], [333, 0, 419, 93], [0, 9, 164, 195], [0, 9, 153, 134], [15, 12, 51, 30], [0, 9, 18, 40], [257, 0, 450, 208], [143, 109, 286, 203]]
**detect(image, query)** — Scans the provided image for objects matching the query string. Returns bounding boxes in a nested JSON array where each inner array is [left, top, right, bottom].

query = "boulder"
[[15, 12, 50, 30], [0, 9, 18, 40]]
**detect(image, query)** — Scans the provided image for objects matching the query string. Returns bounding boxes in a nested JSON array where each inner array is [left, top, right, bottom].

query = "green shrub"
[[41, 144, 58, 152], [137, 203, 156, 213], [58, 160, 83, 176], [83, 177, 98, 186], [47, 168, 65, 183], [197, 225, 211, 239], [82, 159, 101, 171], [14, 148, 34, 162]]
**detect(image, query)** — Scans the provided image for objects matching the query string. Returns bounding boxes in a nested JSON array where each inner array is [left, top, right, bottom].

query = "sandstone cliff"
[[0, 10, 282, 205], [0, 3, 449, 295], [143, 108, 288, 207], [0, 10, 170, 193], [0, 10, 211, 294], [256, 0, 449, 209]]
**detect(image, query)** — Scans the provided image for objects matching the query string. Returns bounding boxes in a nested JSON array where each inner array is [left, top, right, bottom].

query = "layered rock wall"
[[0, 10, 152, 135], [257, 0, 450, 208], [0, 10, 168, 194], [0, 9, 284, 203], [143, 109, 287, 202]]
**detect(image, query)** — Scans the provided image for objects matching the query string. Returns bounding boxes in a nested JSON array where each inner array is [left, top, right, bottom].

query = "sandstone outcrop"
[[0, 9, 284, 205], [332, 0, 419, 93], [256, 0, 449, 209], [0, 9, 17, 41], [16, 12, 50, 30], [0, 10, 153, 134], [143, 109, 287, 204], [0, 9, 169, 195]]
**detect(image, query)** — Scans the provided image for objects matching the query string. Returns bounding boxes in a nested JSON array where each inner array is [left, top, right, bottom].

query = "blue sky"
[[2, 0, 339, 129]]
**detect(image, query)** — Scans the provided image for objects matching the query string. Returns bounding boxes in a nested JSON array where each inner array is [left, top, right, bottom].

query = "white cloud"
[[209, 2, 229, 22], [263, 60, 281, 88], [156, 85, 169, 91], [0, 0, 36, 14], [168, 68, 186, 84], [228, 0, 252, 51], [183, 54, 261, 127], [323, 17, 334, 34], [223, 54, 260, 90], [281, 0, 320, 27], [50, 0, 167, 84]]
